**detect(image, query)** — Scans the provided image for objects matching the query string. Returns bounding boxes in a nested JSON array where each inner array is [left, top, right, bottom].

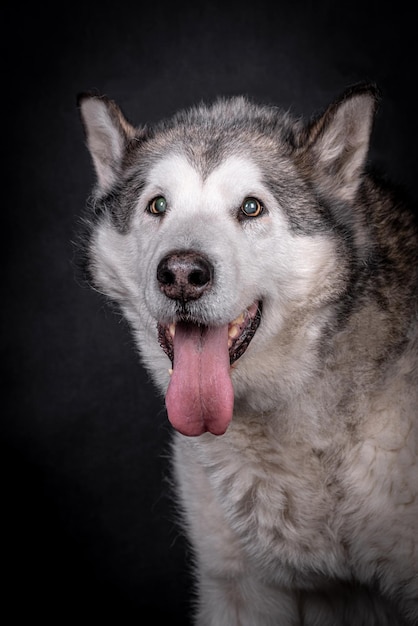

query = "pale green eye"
[[148, 196, 167, 215], [241, 197, 263, 217]]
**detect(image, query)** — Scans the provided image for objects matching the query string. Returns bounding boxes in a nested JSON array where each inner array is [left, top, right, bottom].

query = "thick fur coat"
[[78, 84, 418, 625]]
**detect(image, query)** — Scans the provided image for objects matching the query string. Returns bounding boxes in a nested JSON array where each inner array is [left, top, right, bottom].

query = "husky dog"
[[77, 84, 418, 625]]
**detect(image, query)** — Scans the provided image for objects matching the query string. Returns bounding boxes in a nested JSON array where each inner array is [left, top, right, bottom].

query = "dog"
[[77, 83, 418, 625]]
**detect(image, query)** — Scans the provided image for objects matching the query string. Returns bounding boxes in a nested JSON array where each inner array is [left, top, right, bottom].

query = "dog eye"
[[148, 196, 167, 215], [240, 197, 264, 218]]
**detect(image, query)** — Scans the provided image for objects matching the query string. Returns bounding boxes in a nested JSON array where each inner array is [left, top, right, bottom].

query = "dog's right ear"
[[78, 93, 136, 193]]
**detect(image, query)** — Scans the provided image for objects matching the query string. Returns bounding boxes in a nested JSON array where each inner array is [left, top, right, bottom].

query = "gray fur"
[[78, 84, 418, 625]]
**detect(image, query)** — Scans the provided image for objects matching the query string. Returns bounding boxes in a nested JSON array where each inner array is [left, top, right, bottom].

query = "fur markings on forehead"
[[146, 153, 266, 209]]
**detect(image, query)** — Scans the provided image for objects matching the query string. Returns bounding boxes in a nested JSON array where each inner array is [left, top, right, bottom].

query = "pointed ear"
[[299, 84, 379, 202], [78, 93, 136, 193]]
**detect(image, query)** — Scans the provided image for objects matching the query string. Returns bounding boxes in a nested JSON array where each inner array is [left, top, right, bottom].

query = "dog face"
[[78, 87, 377, 435]]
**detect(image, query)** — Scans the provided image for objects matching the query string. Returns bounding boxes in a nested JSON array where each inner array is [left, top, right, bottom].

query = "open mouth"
[[157, 300, 262, 367], [157, 300, 262, 437]]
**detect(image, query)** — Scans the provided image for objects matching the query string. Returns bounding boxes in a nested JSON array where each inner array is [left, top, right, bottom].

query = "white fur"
[[90, 154, 418, 624], [84, 101, 417, 624], [93, 154, 340, 402]]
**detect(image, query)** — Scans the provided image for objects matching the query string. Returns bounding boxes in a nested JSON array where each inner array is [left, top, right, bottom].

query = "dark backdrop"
[[4, 2, 418, 623]]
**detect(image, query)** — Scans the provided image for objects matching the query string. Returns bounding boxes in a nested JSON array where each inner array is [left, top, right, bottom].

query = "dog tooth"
[[169, 323, 176, 337], [234, 312, 245, 325], [168, 368, 173, 376], [228, 325, 240, 339]]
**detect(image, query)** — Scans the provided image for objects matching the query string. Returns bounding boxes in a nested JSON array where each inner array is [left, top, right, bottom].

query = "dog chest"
[[174, 428, 351, 585]]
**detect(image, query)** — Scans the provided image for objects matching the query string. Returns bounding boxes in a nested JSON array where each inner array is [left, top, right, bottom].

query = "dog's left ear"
[[299, 83, 379, 203], [78, 93, 137, 194]]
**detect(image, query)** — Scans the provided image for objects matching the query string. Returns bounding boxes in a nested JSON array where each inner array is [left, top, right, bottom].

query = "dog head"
[[78, 85, 378, 435]]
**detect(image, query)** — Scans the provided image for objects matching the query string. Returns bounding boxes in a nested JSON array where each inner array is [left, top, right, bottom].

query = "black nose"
[[157, 251, 214, 302]]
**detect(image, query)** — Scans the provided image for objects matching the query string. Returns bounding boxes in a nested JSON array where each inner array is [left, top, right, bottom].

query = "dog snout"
[[157, 251, 214, 302]]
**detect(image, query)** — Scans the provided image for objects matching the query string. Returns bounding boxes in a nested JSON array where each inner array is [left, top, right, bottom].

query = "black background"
[[4, 2, 418, 623]]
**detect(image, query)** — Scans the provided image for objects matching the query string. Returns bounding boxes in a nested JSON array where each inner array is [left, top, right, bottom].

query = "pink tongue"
[[165, 322, 234, 436]]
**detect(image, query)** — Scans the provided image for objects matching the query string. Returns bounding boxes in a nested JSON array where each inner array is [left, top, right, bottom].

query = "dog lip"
[[228, 301, 262, 365], [157, 301, 262, 366]]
